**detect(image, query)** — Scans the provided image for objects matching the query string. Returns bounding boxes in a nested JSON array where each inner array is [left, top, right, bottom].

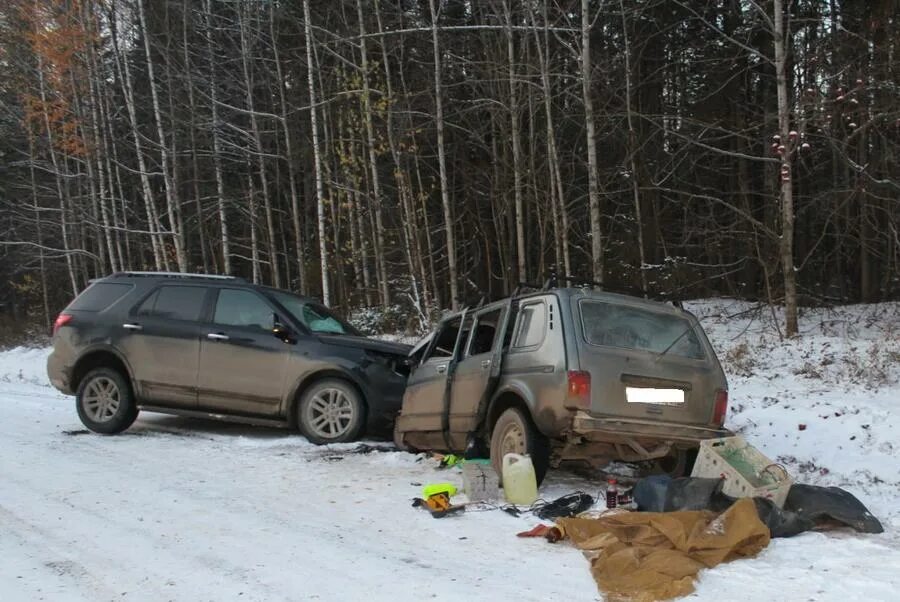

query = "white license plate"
[[626, 387, 685, 405]]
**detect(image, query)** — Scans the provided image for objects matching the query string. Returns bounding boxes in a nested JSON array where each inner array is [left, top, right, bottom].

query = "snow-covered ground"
[[1, 300, 899, 601]]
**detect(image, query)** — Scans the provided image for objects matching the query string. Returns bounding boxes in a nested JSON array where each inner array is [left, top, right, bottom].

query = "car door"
[[196, 288, 290, 417], [395, 312, 467, 448], [446, 304, 509, 449], [118, 284, 210, 407]]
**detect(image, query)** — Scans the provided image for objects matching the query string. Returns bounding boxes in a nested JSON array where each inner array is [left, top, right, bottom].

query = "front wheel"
[[297, 379, 365, 444], [490, 407, 551, 486], [75, 367, 138, 434]]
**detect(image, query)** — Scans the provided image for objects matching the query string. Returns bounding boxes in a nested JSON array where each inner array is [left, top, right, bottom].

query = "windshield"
[[579, 300, 705, 360], [269, 291, 360, 336]]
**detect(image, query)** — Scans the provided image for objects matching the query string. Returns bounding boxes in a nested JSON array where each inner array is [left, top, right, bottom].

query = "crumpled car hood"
[[316, 334, 412, 357]]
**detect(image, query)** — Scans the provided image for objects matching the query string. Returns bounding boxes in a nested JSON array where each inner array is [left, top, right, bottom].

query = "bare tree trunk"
[[529, 2, 570, 277], [303, 0, 330, 305], [356, 0, 391, 307], [504, 1, 526, 284], [619, 0, 647, 293], [137, 0, 186, 272], [247, 172, 261, 283], [33, 26, 78, 295], [183, 0, 209, 273], [239, 3, 279, 287], [773, 0, 799, 336], [203, 0, 231, 275], [373, 0, 427, 315], [110, 5, 166, 271], [355, 189, 374, 306], [429, 0, 459, 310], [85, 28, 117, 274], [27, 132, 52, 328], [582, 0, 604, 283], [269, 2, 307, 292], [97, 64, 125, 271]]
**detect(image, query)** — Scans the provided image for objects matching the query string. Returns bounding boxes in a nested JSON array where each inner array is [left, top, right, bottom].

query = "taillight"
[[53, 313, 73, 335], [566, 370, 591, 409], [712, 389, 728, 426]]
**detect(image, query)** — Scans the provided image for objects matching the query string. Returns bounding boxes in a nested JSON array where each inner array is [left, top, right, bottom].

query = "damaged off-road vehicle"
[[394, 282, 731, 484]]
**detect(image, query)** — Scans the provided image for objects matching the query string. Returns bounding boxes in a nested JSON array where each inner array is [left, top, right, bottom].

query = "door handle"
[[122, 323, 143, 331], [207, 333, 230, 341], [481, 359, 492, 369], [435, 364, 448, 374]]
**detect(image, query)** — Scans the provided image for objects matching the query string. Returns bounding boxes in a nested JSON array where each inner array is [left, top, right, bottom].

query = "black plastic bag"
[[632, 476, 884, 537]]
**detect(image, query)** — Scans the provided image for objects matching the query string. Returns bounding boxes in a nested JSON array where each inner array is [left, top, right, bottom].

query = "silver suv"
[[394, 286, 730, 483]]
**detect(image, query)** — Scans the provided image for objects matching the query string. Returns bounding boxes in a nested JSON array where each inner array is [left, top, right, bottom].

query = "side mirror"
[[272, 316, 296, 344]]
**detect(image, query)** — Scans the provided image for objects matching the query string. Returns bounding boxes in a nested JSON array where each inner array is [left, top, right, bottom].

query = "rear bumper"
[[46, 351, 74, 395], [571, 411, 732, 445]]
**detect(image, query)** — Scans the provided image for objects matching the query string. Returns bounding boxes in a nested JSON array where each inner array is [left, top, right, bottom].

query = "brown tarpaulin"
[[556, 498, 770, 602]]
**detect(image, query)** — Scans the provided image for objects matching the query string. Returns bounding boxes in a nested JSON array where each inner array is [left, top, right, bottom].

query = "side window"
[[513, 302, 546, 348], [136, 286, 206, 322], [136, 290, 159, 317], [468, 309, 502, 356], [69, 282, 133, 312], [428, 316, 462, 359], [213, 289, 274, 330]]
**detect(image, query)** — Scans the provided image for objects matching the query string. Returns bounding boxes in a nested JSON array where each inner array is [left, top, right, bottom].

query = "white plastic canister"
[[502, 453, 538, 505]]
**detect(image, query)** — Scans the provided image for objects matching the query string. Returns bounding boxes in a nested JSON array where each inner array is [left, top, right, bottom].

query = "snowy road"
[[3, 301, 900, 602]]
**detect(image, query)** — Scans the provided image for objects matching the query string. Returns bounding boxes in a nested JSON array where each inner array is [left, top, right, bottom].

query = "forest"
[[0, 0, 898, 339]]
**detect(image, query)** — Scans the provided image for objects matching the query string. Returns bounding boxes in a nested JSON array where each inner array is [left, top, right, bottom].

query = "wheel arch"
[[484, 390, 534, 437], [72, 347, 135, 396]]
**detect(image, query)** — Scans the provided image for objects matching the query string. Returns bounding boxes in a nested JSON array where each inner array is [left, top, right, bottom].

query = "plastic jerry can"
[[502, 453, 538, 505]]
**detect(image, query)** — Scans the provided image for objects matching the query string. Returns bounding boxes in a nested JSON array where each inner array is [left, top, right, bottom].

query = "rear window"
[[580, 301, 705, 360], [68, 282, 132, 312], [137, 286, 207, 322], [513, 302, 546, 348]]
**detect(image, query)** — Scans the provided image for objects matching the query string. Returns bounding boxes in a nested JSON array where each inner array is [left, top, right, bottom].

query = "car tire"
[[75, 367, 138, 434], [297, 378, 365, 445], [490, 407, 551, 486], [647, 448, 698, 477]]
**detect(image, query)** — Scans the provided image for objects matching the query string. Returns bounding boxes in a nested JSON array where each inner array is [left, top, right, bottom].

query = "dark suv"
[[47, 272, 411, 442]]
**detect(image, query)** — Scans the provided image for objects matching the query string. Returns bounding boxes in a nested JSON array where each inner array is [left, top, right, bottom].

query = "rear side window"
[[513, 302, 546, 348], [68, 283, 132, 312], [213, 289, 274, 330], [580, 301, 705, 360], [137, 286, 207, 322]]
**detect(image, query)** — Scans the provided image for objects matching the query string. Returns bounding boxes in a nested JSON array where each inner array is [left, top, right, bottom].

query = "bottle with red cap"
[[605, 477, 618, 509]]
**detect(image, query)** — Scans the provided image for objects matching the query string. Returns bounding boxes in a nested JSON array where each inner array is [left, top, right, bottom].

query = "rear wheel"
[[297, 379, 365, 444], [490, 407, 551, 486], [75, 367, 138, 434], [646, 448, 698, 478]]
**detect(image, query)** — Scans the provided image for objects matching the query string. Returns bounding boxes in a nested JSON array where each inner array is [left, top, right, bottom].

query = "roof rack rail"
[[112, 271, 246, 282]]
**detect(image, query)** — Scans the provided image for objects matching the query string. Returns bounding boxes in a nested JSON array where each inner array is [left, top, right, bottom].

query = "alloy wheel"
[[305, 388, 355, 439], [82, 377, 121, 423]]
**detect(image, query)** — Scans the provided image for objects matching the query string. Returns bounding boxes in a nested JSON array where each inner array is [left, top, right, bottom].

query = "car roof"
[[102, 272, 316, 302], [443, 286, 686, 319]]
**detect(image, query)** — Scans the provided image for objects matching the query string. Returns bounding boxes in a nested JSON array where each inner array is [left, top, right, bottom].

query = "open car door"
[[445, 299, 514, 451], [394, 310, 468, 450]]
